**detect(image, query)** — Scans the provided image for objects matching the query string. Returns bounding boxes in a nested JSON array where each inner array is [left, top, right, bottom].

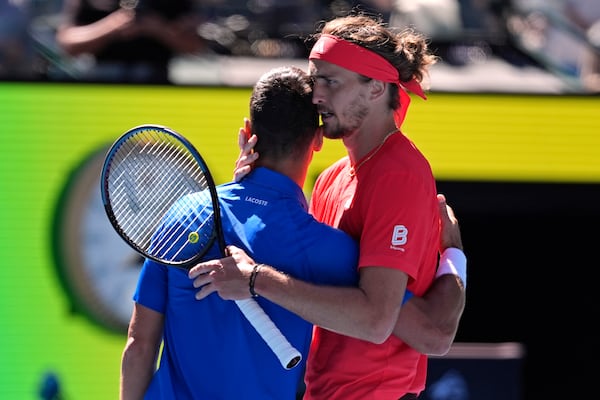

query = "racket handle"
[[235, 298, 302, 370]]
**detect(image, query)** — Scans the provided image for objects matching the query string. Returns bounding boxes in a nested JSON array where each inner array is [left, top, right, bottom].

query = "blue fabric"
[[402, 289, 414, 304], [134, 167, 360, 400]]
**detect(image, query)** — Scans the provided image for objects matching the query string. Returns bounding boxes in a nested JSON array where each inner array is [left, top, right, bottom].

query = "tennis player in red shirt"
[[190, 13, 467, 400]]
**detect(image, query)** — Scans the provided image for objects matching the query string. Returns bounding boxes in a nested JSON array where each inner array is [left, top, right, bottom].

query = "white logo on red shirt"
[[391, 225, 408, 246]]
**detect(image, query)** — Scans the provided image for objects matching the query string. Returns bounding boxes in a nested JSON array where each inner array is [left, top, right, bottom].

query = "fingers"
[[244, 118, 252, 137], [189, 269, 215, 288], [242, 135, 258, 155], [225, 245, 242, 256], [235, 152, 258, 168], [238, 126, 248, 150], [233, 165, 251, 183], [193, 279, 216, 300], [237, 119, 253, 151], [437, 193, 446, 210], [437, 193, 463, 251], [235, 119, 257, 177], [187, 246, 241, 279], [188, 261, 223, 300], [237, 119, 256, 155], [188, 260, 221, 279], [234, 125, 259, 182], [438, 193, 458, 223]]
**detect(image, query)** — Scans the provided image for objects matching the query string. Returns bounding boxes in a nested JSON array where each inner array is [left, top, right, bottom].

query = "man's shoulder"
[[322, 156, 350, 173], [315, 156, 350, 186]]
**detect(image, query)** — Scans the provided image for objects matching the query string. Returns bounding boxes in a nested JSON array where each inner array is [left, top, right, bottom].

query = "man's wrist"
[[249, 264, 264, 297], [436, 248, 467, 288]]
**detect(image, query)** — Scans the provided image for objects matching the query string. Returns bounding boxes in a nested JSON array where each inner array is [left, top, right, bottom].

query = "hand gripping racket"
[[100, 124, 302, 369]]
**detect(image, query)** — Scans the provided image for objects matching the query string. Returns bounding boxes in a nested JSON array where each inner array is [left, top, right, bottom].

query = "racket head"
[[100, 124, 225, 268]]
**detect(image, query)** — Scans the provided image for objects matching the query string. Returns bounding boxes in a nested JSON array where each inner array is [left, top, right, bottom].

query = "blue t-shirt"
[[134, 167, 360, 399]]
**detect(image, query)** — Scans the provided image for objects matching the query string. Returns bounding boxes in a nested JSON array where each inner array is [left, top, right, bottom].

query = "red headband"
[[309, 34, 426, 127]]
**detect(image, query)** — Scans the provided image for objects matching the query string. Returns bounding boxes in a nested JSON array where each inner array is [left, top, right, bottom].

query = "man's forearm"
[[252, 265, 403, 344], [120, 345, 156, 400], [394, 274, 465, 355]]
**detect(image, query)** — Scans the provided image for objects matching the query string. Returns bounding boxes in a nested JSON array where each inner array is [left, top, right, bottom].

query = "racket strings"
[[110, 140, 189, 246], [106, 129, 216, 262], [153, 194, 215, 262]]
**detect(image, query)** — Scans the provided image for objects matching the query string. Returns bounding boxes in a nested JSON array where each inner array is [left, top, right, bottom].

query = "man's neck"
[[256, 159, 308, 189], [344, 121, 398, 165]]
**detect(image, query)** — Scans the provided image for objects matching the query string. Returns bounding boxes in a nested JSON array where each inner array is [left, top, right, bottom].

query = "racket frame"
[[100, 124, 226, 268]]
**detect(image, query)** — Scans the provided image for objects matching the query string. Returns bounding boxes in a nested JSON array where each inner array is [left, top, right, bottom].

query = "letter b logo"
[[391, 225, 408, 246]]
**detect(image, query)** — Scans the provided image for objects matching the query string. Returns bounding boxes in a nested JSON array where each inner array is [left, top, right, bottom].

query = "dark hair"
[[250, 66, 319, 161], [309, 13, 438, 110]]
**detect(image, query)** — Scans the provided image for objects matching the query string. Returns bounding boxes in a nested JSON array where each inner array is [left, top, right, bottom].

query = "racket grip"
[[235, 298, 302, 370]]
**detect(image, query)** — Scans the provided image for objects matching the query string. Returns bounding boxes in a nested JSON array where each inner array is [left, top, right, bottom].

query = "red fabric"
[[307, 132, 440, 399], [309, 34, 426, 126]]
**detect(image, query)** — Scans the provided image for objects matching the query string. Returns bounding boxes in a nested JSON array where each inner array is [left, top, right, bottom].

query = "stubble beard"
[[322, 123, 346, 140], [322, 101, 367, 140]]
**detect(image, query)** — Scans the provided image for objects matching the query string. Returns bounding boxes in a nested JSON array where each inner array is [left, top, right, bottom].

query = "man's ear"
[[313, 126, 324, 152], [369, 79, 387, 101]]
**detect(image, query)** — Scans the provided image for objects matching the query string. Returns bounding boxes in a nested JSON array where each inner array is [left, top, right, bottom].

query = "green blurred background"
[[0, 83, 598, 399]]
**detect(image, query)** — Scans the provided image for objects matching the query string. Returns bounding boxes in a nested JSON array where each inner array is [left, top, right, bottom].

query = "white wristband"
[[436, 248, 467, 288]]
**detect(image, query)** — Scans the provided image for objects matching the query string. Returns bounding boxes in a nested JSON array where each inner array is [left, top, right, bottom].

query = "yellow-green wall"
[[0, 82, 598, 399]]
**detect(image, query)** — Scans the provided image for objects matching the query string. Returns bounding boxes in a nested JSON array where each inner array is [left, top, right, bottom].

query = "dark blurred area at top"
[[1, 0, 599, 93]]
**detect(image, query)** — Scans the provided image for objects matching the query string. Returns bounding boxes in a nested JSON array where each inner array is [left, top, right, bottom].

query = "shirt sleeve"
[[355, 170, 437, 283], [133, 259, 168, 314]]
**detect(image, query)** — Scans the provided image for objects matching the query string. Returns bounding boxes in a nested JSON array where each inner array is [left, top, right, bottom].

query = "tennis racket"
[[100, 124, 302, 369]]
